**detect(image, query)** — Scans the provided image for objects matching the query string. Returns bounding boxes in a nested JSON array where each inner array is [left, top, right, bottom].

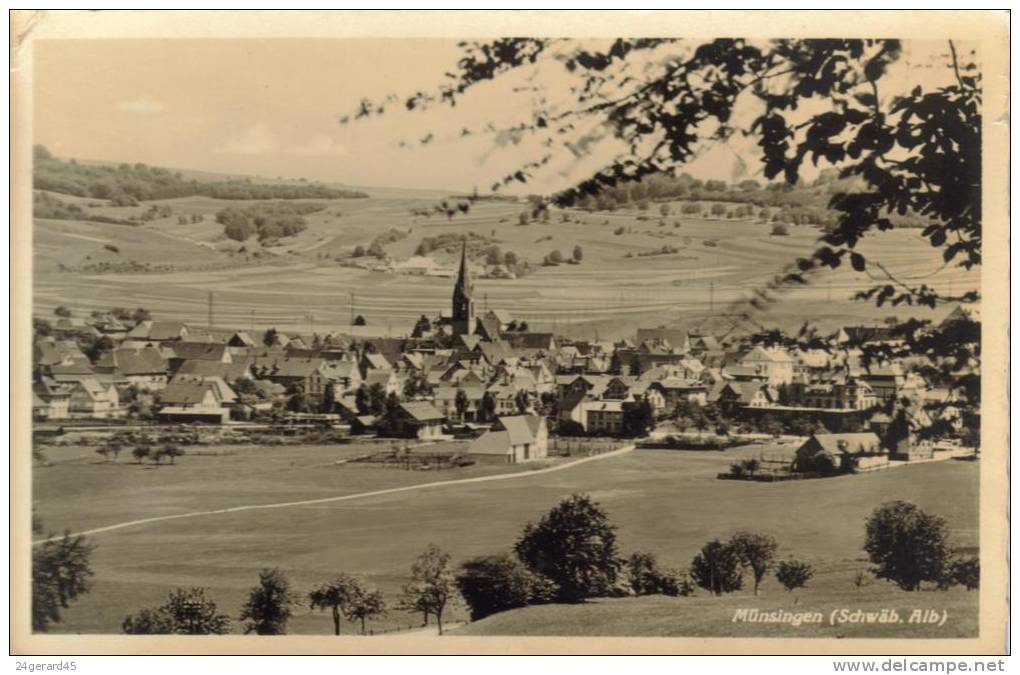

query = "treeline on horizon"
[[32, 145, 369, 205], [555, 170, 930, 229]]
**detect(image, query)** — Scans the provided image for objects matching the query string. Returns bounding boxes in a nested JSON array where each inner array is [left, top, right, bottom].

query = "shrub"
[[864, 501, 951, 591], [775, 559, 814, 594], [455, 554, 535, 621], [690, 539, 743, 595], [515, 494, 620, 602]]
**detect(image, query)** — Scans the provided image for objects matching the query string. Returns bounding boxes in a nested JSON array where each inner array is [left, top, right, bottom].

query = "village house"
[[96, 346, 169, 390], [68, 378, 121, 418], [157, 380, 230, 424], [467, 414, 548, 464], [738, 346, 795, 386], [166, 341, 233, 374], [793, 432, 887, 473], [386, 401, 446, 440]]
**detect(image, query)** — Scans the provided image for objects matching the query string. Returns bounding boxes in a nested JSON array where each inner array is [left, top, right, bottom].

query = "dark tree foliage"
[[32, 532, 95, 632], [948, 555, 980, 591], [344, 38, 983, 438], [238, 568, 296, 635], [625, 551, 692, 597], [690, 539, 743, 596], [864, 501, 951, 591], [515, 494, 621, 602], [122, 587, 231, 635], [730, 531, 778, 596], [775, 559, 814, 594], [622, 397, 654, 437], [455, 553, 536, 621]]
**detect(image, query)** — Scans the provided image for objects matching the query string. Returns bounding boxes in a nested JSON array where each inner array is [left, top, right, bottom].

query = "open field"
[[33, 194, 978, 339], [33, 445, 978, 635]]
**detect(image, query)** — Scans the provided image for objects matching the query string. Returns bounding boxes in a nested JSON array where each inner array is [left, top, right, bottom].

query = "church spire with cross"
[[451, 237, 476, 336]]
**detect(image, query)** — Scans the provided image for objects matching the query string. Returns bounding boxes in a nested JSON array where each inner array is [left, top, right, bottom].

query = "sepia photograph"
[[9, 9, 1010, 657]]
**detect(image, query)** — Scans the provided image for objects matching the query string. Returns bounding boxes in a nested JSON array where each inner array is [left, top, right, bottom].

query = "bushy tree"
[[625, 551, 675, 596], [399, 544, 456, 634], [864, 501, 951, 591], [775, 559, 814, 596], [515, 494, 620, 602], [32, 533, 95, 632], [455, 553, 536, 621], [238, 568, 296, 635], [309, 573, 386, 635], [948, 555, 980, 591], [690, 539, 743, 596], [730, 532, 778, 595], [123, 587, 230, 635]]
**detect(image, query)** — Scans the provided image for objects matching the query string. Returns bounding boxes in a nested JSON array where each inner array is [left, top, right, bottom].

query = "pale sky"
[[32, 38, 963, 193]]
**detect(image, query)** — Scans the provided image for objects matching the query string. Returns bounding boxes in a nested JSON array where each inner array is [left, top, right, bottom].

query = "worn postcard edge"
[[8, 9, 1010, 656]]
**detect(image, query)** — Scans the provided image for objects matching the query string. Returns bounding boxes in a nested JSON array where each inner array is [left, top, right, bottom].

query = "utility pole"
[[349, 292, 355, 326], [709, 281, 714, 314], [249, 309, 254, 333], [207, 291, 214, 329]]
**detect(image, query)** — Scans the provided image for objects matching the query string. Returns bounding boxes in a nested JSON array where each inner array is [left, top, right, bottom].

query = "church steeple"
[[451, 237, 475, 335]]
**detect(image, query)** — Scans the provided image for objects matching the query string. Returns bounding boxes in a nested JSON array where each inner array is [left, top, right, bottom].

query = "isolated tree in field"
[[347, 586, 386, 635], [771, 223, 790, 236], [730, 532, 778, 596], [353, 315, 367, 326], [864, 501, 951, 591], [547, 249, 564, 264], [486, 245, 503, 265], [690, 539, 743, 596], [32, 532, 95, 632], [309, 573, 382, 635], [123, 587, 231, 635], [852, 569, 870, 594], [775, 559, 814, 601], [95, 446, 111, 462], [455, 553, 541, 621], [53, 306, 71, 318], [399, 544, 456, 634], [239, 568, 296, 635], [132, 445, 150, 464], [515, 494, 621, 602], [309, 576, 354, 636], [572, 245, 583, 262], [518, 211, 529, 226], [161, 444, 183, 465], [503, 251, 518, 267]]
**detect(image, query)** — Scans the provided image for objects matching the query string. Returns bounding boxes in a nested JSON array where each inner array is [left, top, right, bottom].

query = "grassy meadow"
[[32, 445, 978, 636], [33, 191, 978, 339]]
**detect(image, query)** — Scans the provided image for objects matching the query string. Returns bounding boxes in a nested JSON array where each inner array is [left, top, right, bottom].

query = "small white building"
[[467, 415, 548, 464]]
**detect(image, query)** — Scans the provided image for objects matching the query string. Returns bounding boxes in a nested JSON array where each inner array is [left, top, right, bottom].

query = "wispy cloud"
[[212, 122, 278, 155], [287, 134, 347, 157], [115, 96, 165, 113]]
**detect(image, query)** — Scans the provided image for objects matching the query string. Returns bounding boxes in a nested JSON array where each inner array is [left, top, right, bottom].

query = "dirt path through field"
[[32, 444, 635, 545]]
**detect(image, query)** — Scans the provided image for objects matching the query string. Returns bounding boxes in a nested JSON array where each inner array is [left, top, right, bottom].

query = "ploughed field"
[[32, 443, 978, 636], [32, 194, 978, 339]]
